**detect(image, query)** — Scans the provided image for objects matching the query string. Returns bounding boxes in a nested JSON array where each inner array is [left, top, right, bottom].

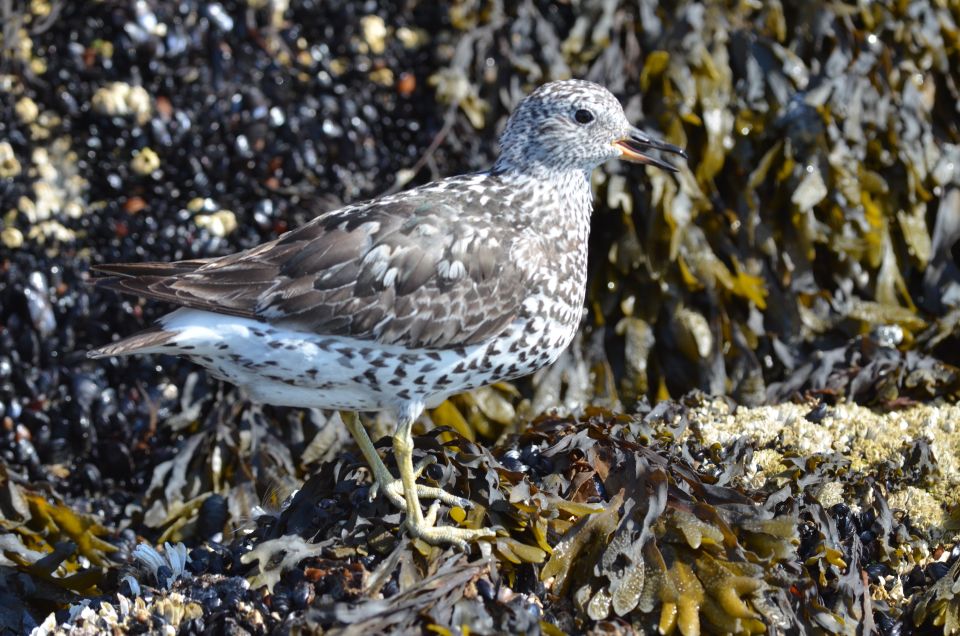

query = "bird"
[[89, 79, 686, 549]]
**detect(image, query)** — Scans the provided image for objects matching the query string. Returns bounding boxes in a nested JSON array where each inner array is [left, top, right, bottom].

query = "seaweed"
[[1, 0, 959, 633]]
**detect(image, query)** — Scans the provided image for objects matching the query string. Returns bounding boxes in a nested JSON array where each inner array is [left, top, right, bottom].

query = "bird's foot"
[[386, 408, 495, 550], [369, 455, 494, 550], [403, 501, 496, 551], [340, 412, 471, 512], [340, 410, 492, 548], [370, 455, 472, 510]]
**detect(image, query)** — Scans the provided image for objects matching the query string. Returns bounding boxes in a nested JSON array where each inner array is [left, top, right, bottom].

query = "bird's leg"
[[339, 411, 469, 510], [392, 402, 495, 549], [340, 411, 400, 502]]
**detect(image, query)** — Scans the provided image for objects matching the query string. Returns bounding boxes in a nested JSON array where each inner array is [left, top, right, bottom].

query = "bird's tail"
[[88, 326, 177, 358]]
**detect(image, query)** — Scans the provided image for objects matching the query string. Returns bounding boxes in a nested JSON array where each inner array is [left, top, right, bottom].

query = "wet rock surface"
[[1, 1, 959, 634]]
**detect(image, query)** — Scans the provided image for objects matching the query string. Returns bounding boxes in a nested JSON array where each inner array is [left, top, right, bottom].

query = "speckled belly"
[[157, 307, 577, 412]]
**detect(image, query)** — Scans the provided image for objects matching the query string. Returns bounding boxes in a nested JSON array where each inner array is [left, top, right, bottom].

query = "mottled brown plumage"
[[95, 183, 534, 349]]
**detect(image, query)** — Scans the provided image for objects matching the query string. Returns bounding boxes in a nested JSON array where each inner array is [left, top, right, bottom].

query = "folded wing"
[[95, 186, 532, 350]]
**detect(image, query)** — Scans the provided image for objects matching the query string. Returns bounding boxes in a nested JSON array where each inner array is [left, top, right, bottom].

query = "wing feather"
[[94, 177, 538, 349]]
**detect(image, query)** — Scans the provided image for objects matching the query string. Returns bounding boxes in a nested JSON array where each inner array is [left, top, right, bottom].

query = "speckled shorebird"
[[90, 80, 686, 548]]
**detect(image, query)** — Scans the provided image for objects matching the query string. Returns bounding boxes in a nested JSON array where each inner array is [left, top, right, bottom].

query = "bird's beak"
[[614, 127, 687, 172]]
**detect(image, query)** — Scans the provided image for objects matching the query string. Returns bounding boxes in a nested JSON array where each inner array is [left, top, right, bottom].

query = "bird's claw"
[[377, 476, 472, 510], [366, 456, 488, 548], [369, 454, 434, 501], [403, 508, 496, 551], [369, 455, 472, 510]]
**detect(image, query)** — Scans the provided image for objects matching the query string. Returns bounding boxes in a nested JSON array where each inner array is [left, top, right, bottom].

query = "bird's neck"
[[491, 164, 593, 219], [493, 165, 594, 333], [494, 166, 594, 230]]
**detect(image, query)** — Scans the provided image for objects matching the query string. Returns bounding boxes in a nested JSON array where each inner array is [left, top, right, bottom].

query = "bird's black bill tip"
[[615, 129, 687, 172]]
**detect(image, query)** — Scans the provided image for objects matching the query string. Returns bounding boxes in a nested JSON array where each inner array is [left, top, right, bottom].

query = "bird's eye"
[[574, 109, 595, 124]]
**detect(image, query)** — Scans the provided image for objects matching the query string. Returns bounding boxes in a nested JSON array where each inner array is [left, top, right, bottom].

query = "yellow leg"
[[340, 411, 473, 511], [392, 403, 495, 550]]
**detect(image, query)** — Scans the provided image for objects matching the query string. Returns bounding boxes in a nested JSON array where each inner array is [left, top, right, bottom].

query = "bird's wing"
[[95, 183, 536, 349]]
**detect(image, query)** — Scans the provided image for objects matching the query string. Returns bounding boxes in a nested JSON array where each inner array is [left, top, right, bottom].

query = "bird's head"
[[494, 79, 686, 176]]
